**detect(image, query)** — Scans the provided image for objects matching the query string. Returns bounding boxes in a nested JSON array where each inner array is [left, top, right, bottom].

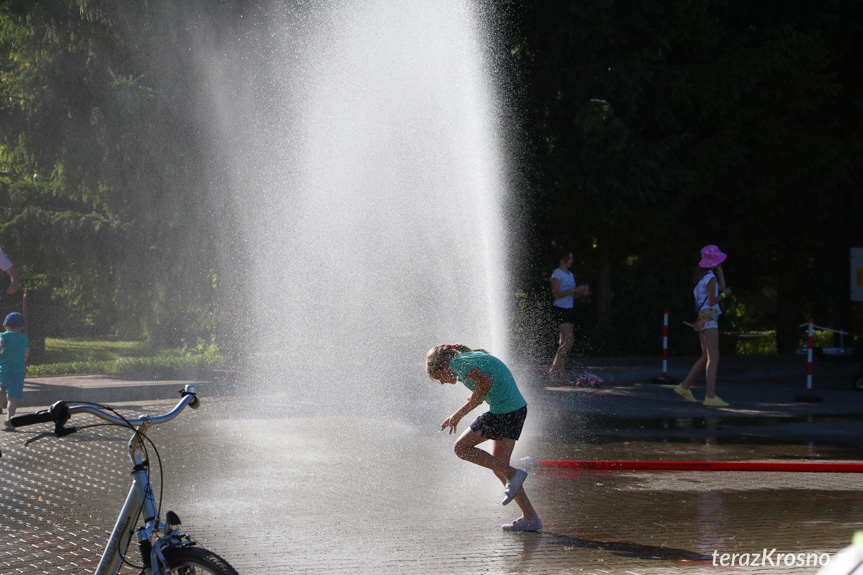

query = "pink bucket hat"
[[699, 245, 727, 268]]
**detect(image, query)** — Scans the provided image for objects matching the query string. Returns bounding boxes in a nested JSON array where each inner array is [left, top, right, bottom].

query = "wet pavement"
[[1, 355, 862, 574]]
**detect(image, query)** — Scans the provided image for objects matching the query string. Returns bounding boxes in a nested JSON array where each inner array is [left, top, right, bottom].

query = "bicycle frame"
[[96, 462, 150, 575], [74, 387, 199, 575]]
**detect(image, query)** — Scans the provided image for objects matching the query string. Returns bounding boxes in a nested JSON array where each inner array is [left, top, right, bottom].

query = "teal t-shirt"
[[449, 351, 527, 415], [0, 331, 29, 372]]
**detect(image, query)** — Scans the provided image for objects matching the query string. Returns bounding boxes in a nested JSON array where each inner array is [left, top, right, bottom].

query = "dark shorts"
[[553, 306, 575, 325], [470, 406, 527, 441]]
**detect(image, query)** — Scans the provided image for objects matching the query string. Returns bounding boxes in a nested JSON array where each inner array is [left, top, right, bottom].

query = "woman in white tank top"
[[548, 247, 590, 385]]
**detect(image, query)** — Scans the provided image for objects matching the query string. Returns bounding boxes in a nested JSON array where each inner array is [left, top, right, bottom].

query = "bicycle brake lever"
[[55, 426, 77, 438]]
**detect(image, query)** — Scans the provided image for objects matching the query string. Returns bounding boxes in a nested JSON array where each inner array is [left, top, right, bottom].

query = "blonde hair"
[[425, 344, 488, 378]]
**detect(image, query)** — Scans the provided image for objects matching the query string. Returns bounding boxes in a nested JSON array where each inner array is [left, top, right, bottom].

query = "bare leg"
[[453, 428, 517, 479], [702, 328, 721, 399], [6, 397, 17, 420], [680, 334, 708, 390], [491, 438, 539, 521], [549, 323, 574, 382], [452, 429, 539, 521]]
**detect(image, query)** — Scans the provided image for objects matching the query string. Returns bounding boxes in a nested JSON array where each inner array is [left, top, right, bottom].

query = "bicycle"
[[8, 384, 239, 575]]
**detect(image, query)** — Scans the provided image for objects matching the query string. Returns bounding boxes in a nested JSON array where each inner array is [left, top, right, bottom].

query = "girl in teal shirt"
[[426, 344, 541, 532]]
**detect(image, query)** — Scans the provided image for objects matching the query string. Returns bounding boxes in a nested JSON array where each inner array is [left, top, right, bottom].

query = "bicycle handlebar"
[[10, 385, 200, 432], [10, 409, 55, 427]]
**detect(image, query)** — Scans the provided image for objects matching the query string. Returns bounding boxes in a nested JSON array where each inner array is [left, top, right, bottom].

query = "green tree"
[[509, 0, 863, 355], [0, 0, 227, 346]]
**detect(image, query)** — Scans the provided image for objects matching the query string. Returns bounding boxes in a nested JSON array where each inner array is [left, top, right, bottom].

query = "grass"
[[734, 329, 838, 355], [28, 337, 224, 377], [40, 337, 155, 364]]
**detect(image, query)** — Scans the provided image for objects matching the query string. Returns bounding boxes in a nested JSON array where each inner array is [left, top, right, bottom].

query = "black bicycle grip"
[[10, 409, 53, 427], [10, 401, 70, 428]]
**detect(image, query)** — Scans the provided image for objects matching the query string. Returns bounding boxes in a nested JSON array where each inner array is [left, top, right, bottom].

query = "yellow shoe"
[[703, 396, 729, 407], [674, 385, 696, 403]]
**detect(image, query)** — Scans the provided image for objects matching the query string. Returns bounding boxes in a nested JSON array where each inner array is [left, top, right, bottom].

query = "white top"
[[694, 271, 721, 316], [0, 248, 12, 272], [551, 268, 576, 309]]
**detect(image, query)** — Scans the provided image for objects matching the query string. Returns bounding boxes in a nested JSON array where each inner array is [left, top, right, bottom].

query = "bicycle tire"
[[158, 546, 240, 575]]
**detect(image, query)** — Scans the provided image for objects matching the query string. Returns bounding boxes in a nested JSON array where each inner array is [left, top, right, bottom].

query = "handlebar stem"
[[129, 419, 153, 465]]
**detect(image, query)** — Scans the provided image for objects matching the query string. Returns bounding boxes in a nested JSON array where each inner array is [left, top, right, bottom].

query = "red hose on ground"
[[535, 459, 863, 473]]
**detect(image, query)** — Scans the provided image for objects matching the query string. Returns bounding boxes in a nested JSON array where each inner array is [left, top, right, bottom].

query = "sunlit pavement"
[[1, 358, 862, 574]]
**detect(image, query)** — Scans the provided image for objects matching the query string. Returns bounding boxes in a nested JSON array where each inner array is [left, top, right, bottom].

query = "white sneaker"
[[502, 517, 543, 532], [502, 469, 528, 505]]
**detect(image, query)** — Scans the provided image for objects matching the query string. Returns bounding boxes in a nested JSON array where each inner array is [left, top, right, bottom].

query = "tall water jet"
[[204, 1, 514, 395]]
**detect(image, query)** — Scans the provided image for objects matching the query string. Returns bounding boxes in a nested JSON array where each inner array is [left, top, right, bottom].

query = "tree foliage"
[[0, 0, 229, 345], [1, 0, 861, 357], [507, 0, 863, 354]]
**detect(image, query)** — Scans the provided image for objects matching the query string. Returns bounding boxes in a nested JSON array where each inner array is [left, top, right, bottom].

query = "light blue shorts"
[[0, 371, 25, 399]]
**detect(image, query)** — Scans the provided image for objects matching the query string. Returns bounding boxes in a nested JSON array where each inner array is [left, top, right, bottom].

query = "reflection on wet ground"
[[574, 413, 863, 433], [1, 394, 862, 574], [540, 408, 863, 459]]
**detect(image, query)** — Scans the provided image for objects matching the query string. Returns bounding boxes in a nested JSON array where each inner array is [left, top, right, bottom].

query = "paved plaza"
[[1, 355, 862, 574]]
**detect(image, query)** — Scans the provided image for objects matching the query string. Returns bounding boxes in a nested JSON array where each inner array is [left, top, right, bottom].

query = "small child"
[[426, 344, 542, 532], [0, 312, 29, 431]]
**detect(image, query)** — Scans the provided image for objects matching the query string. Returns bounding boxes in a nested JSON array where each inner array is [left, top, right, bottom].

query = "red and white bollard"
[[807, 317, 814, 392], [795, 317, 823, 403], [663, 309, 669, 376], [652, 309, 677, 383]]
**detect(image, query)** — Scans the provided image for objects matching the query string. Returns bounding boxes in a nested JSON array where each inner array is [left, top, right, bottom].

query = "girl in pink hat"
[[673, 245, 732, 407]]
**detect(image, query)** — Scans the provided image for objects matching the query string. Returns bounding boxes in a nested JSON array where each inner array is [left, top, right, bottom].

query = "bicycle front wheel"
[[160, 546, 240, 575]]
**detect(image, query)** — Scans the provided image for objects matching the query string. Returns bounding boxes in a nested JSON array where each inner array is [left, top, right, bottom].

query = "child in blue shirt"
[[1, 312, 29, 431], [426, 344, 542, 532]]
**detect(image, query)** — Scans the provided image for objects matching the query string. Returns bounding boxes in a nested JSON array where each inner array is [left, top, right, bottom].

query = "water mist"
[[203, 1, 513, 404]]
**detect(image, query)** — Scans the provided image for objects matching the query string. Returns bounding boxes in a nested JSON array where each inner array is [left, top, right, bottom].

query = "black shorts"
[[470, 406, 527, 441], [553, 306, 575, 325]]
